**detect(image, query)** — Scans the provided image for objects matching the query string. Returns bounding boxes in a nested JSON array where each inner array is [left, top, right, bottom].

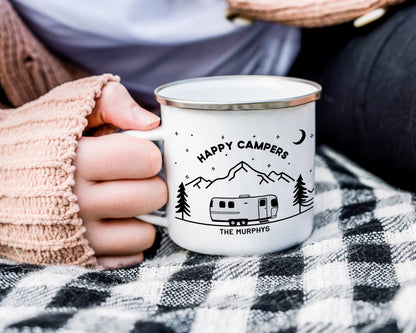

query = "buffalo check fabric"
[[1, 145, 416, 333]]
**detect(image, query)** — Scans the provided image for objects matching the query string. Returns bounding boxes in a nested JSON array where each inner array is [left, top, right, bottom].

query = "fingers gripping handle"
[[124, 128, 168, 228], [124, 127, 165, 141], [135, 213, 168, 228]]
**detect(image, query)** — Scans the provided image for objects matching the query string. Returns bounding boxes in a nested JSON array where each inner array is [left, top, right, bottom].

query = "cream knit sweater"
[[0, 0, 410, 267]]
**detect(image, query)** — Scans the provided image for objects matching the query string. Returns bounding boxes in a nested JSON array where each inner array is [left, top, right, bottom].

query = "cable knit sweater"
[[0, 0, 410, 267]]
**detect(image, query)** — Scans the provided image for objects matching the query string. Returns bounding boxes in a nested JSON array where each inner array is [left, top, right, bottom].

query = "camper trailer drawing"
[[210, 194, 278, 226]]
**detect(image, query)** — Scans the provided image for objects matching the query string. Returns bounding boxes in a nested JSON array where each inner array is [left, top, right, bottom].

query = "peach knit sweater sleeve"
[[226, 0, 408, 27], [0, 74, 120, 267], [0, 0, 118, 267]]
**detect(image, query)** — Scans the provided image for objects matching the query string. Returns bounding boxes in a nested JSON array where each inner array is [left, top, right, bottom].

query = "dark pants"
[[290, 1, 416, 190]]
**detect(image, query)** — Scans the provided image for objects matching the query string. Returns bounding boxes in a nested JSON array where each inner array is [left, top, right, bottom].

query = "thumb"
[[86, 82, 160, 132]]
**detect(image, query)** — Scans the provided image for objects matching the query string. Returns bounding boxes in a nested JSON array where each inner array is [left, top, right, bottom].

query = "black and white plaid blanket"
[[1, 146, 416, 333]]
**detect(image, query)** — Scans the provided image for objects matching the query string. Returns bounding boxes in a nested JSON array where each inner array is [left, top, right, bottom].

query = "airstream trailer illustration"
[[210, 194, 278, 226]]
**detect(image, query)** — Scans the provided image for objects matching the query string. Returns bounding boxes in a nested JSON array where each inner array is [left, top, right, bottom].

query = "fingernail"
[[132, 106, 160, 125]]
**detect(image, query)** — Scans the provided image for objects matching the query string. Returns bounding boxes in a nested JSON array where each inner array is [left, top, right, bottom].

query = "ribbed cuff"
[[0, 74, 120, 267]]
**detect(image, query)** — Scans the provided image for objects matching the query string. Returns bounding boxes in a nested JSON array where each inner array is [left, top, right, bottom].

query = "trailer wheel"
[[229, 220, 237, 226], [240, 219, 248, 226]]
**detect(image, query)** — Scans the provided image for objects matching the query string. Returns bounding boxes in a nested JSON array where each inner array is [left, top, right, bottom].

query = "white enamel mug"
[[126, 75, 321, 256]]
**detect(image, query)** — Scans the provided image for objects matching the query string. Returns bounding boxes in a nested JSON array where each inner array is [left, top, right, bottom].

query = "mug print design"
[[174, 124, 314, 228]]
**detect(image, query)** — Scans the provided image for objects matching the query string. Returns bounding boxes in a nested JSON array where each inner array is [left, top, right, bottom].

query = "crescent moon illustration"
[[293, 129, 306, 145]]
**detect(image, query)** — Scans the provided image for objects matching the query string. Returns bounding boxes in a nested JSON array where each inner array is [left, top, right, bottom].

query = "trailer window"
[[271, 198, 277, 207], [259, 199, 266, 207], [219, 201, 226, 208], [228, 201, 235, 208]]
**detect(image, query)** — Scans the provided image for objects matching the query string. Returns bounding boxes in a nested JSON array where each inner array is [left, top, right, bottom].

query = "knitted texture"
[[0, 74, 120, 267], [0, 0, 102, 267], [0, 0, 85, 108], [226, 0, 408, 27]]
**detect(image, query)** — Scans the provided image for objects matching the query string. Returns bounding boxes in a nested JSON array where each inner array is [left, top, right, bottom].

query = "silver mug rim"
[[154, 75, 322, 111]]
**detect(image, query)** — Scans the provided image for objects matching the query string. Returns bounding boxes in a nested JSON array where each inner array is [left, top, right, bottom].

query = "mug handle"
[[123, 128, 168, 228]]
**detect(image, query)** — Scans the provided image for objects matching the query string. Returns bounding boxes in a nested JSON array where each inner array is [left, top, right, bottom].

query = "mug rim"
[[154, 75, 322, 111]]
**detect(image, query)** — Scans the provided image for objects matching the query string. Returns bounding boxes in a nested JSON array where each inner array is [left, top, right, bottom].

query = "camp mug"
[[126, 75, 321, 256]]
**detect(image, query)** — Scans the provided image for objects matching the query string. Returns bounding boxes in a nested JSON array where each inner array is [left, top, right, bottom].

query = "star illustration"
[[212, 167, 216, 171], [276, 135, 280, 140]]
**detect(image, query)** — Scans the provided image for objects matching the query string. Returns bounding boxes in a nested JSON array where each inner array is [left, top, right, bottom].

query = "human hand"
[[73, 82, 167, 269]]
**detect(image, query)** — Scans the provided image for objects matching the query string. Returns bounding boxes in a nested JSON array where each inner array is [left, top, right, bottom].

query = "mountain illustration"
[[185, 161, 295, 190], [186, 176, 212, 189], [268, 171, 295, 183], [206, 161, 275, 188]]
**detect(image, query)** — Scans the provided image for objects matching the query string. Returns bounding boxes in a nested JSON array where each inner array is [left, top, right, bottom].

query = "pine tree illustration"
[[293, 174, 313, 214], [175, 182, 191, 219]]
